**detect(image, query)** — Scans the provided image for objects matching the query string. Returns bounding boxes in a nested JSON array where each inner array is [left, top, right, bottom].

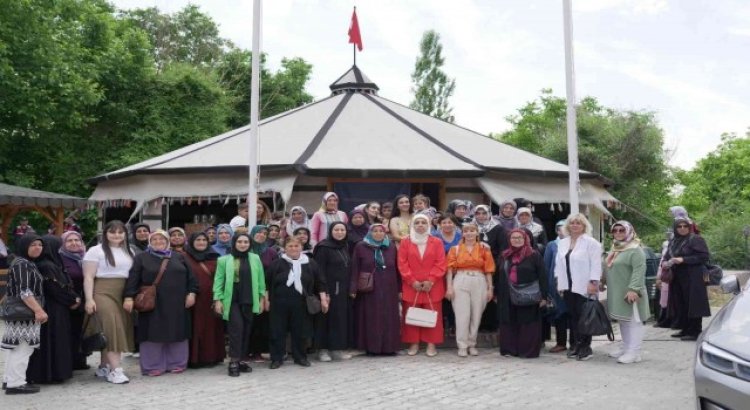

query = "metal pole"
[[562, 0, 580, 215], [248, 0, 262, 230]]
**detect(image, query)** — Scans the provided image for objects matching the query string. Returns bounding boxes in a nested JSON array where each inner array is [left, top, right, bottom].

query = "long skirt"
[[87, 278, 134, 353], [139, 340, 188, 374], [499, 320, 542, 358]]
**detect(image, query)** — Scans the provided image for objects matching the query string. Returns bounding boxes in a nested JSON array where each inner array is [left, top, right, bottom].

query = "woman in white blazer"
[[554, 213, 602, 361]]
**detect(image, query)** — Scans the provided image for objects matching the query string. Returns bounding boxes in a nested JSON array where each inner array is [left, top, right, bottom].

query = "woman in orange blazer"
[[398, 213, 447, 357]]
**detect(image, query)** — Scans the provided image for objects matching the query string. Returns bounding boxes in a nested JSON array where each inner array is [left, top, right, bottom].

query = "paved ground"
[[1, 319, 701, 410]]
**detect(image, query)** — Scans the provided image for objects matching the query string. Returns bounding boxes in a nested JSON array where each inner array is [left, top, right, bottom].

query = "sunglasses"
[[676, 224, 690, 229], [612, 228, 627, 233]]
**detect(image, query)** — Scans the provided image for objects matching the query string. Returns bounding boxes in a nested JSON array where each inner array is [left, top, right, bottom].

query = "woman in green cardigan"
[[603, 221, 650, 364], [213, 233, 267, 377]]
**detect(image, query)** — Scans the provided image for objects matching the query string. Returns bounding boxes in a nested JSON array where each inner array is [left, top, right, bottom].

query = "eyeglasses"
[[612, 228, 627, 233], [510, 236, 525, 241]]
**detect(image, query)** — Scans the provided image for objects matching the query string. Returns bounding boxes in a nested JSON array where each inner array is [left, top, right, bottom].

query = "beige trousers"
[[452, 273, 488, 349]]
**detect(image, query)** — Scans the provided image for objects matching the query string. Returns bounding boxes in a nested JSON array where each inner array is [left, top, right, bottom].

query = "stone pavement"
[[0, 320, 701, 410]]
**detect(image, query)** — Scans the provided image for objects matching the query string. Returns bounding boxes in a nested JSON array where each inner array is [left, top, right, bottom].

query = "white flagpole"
[[562, 0, 580, 215], [248, 0, 262, 229]]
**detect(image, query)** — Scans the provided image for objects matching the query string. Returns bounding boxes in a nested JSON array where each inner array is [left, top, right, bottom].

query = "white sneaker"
[[318, 350, 332, 362], [95, 365, 110, 378], [608, 348, 625, 358], [457, 348, 468, 357], [330, 350, 352, 360], [617, 352, 642, 364], [107, 367, 130, 384], [468, 347, 479, 356]]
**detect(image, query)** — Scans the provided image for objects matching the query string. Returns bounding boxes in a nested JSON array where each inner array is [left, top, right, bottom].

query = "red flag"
[[348, 8, 363, 51]]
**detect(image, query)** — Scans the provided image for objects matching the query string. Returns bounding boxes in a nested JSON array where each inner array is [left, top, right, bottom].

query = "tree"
[[409, 30, 456, 122], [495, 90, 673, 243]]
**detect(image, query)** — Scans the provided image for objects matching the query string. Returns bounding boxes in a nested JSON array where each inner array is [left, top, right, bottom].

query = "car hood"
[[704, 288, 750, 361]]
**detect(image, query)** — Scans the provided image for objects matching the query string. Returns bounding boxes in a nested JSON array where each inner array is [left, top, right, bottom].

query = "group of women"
[[2, 191, 711, 394]]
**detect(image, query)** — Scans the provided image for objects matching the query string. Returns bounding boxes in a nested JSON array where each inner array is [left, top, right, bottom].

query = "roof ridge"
[[294, 92, 353, 166]]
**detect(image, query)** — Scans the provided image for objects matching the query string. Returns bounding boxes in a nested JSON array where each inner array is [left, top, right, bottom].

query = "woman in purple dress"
[[349, 224, 401, 355]]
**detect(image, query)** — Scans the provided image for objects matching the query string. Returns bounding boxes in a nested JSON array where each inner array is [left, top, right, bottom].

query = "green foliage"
[[495, 90, 673, 241], [409, 30, 456, 123]]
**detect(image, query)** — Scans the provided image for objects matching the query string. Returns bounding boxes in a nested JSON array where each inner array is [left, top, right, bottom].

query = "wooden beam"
[[0, 205, 19, 243], [54, 207, 65, 236]]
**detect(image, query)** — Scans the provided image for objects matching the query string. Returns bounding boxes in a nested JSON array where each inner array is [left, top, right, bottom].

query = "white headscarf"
[[409, 214, 431, 257], [286, 206, 310, 237], [281, 252, 309, 294]]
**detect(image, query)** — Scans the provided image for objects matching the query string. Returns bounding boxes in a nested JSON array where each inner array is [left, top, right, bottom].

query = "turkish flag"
[[348, 9, 363, 51]]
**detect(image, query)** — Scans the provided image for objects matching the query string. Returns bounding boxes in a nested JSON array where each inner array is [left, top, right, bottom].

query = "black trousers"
[[228, 299, 254, 360], [563, 291, 591, 349], [553, 313, 569, 347], [270, 294, 309, 362]]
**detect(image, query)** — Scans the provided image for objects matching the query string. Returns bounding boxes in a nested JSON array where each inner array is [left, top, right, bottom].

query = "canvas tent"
[[89, 66, 618, 232]]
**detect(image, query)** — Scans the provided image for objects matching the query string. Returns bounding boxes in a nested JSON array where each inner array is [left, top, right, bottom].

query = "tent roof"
[[0, 182, 91, 208]]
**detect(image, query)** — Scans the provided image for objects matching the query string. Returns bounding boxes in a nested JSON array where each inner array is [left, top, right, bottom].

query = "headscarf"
[[669, 206, 689, 219], [319, 192, 340, 212], [363, 224, 390, 269], [281, 252, 309, 294], [249, 225, 269, 255], [317, 221, 348, 250], [230, 233, 251, 259], [204, 226, 217, 245], [409, 214, 431, 245], [669, 217, 694, 257], [131, 222, 151, 251], [472, 205, 498, 240], [347, 210, 369, 244], [606, 220, 642, 268], [266, 222, 281, 247], [553, 220, 566, 244], [502, 229, 535, 284], [168, 227, 186, 251], [516, 207, 544, 238], [213, 224, 234, 255], [59, 230, 86, 264], [147, 230, 172, 258], [14, 234, 43, 261], [185, 232, 219, 262], [286, 206, 310, 237], [496, 200, 517, 230], [38, 234, 64, 270]]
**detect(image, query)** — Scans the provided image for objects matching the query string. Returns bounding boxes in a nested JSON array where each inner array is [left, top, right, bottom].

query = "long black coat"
[[665, 235, 711, 318], [496, 252, 548, 325], [313, 242, 351, 350]]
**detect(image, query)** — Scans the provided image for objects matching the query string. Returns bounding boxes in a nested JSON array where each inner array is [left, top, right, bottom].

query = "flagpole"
[[562, 0, 580, 215], [353, 44, 356, 66], [248, 0, 262, 229]]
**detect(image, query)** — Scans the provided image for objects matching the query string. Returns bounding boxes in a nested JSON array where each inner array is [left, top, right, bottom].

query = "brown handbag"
[[134, 257, 170, 313], [357, 272, 374, 293]]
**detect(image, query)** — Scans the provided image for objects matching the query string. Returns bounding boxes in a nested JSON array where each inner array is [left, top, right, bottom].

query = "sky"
[[110, 0, 750, 170]]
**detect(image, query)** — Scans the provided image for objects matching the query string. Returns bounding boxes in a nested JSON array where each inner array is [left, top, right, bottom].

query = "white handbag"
[[404, 291, 438, 328]]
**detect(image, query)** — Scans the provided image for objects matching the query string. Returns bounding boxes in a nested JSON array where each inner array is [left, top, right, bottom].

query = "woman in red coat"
[[398, 213, 447, 357]]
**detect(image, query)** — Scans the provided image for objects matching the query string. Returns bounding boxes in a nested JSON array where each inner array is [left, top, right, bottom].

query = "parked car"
[[694, 272, 750, 409]]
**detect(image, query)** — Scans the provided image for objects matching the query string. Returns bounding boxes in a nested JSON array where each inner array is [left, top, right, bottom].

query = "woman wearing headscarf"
[[553, 214, 602, 361], [294, 227, 314, 256], [399, 214, 447, 357], [496, 229, 548, 358], [313, 222, 352, 361], [2, 234, 46, 394], [82, 220, 135, 384], [516, 207, 547, 255], [389, 194, 413, 245], [266, 238, 328, 369], [124, 230, 198, 376], [447, 199, 472, 225], [211, 224, 234, 256], [213, 233, 267, 376], [603, 221, 650, 363], [663, 217, 711, 341], [205, 226, 217, 246], [496, 200, 518, 231], [266, 223, 282, 252], [310, 192, 348, 247], [25, 235, 78, 384], [183, 232, 225, 368], [59, 231, 89, 369], [168, 227, 187, 253], [131, 223, 151, 252], [247, 225, 279, 362], [445, 222, 495, 357], [347, 210, 369, 250], [543, 221, 569, 354], [285, 206, 310, 239], [349, 224, 400, 355]]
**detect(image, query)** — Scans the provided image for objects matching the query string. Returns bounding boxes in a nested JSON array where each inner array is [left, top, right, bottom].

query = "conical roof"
[[329, 65, 379, 95]]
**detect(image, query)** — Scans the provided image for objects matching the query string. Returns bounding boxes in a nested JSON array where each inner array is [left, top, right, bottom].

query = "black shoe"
[[238, 362, 253, 373], [2, 382, 5, 390], [294, 358, 311, 367], [269, 361, 282, 370], [671, 331, 686, 338], [566, 348, 579, 358], [228, 362, 240, 377], [680, 334, 698, 341], [577, 347, 593, 361], [5, 384, 40, 395]]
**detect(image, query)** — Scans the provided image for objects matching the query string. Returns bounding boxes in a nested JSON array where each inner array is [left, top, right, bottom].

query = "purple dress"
[[350, 242, 401, 354]]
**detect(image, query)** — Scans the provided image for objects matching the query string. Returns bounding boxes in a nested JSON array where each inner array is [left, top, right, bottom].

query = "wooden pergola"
[[0, 182, 91, 242]]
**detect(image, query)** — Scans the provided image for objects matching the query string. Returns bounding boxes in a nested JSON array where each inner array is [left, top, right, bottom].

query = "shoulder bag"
[[81, 313, 108, 354], [504, 260, 542, 306], [0, 294, 40, 321], [404, 290, 438, 328], [134, 257, 170, 313], [303, 287, 321, 315], [357, 271, 374, 293]]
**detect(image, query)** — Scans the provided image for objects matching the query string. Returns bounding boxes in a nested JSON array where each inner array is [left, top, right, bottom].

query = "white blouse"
[[83, 245, 133, 279], [554, 235, 603, 297]]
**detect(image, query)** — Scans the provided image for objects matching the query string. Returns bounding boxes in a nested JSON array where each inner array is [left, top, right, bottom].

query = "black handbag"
[[305, 294, 321, 315], [577, 297, 615, 341], [0, 295, 40, 321], [81, 313, 108, 354], [504, 261, 542, 306]]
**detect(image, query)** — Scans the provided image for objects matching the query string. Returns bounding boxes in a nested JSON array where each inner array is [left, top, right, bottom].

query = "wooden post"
[[55, 207, 65, 235]]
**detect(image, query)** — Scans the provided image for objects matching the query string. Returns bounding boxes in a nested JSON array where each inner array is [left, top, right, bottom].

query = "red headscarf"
[[502, 228, 535, 284]]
